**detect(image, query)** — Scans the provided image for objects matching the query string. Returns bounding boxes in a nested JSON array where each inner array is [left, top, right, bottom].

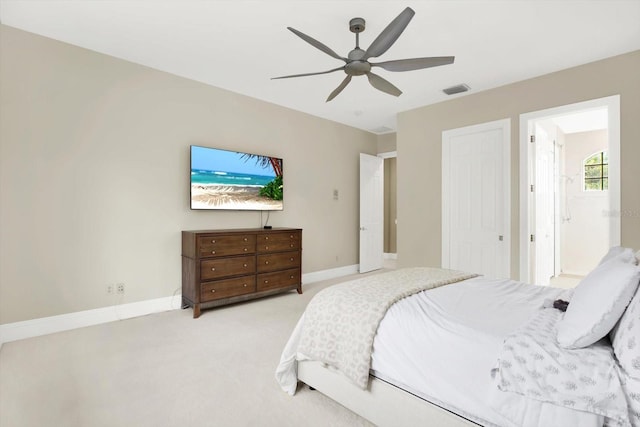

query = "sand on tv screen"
[[190, 145, 283, 211]]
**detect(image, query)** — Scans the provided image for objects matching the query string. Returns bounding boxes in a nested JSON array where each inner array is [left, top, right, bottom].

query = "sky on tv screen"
[[191, 146, 277, 178]]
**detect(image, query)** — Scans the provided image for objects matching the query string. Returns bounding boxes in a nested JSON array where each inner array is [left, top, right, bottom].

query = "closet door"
[[442, 119, 510, 279]]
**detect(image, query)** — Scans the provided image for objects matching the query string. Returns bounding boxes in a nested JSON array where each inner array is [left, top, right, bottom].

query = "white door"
[[442, 119, 510, 279], [532, 124, 556, 286], [359, 153, 384, 273]]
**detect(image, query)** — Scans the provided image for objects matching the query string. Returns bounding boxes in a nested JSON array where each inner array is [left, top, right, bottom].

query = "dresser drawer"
[[257, 252, 301, 273], [257, 231, 301, 253], [200, 256, 256, 280], [257, 268, 300, 292], [198, 234, 256, 258], [201, 276, 256, 302]]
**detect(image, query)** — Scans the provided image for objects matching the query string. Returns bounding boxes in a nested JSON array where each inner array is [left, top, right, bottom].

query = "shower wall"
[[560, 129, 609, 275]]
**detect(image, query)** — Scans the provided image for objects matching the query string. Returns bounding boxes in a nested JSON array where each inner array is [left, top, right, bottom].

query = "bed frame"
[[297, 360, 480, 427]]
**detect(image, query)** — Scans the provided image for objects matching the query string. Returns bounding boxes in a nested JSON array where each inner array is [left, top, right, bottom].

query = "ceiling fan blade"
[[326, 75, 352, 102], [288, 27, 347, 62], [363, 7, 415, 60], [371, 56, 455, 72], [366, 72, 402, 97], [272, 66, 345, 80]]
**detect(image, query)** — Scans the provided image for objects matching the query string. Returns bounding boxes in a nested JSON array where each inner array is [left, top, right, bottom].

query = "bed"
[[276, 247, 640, 427]]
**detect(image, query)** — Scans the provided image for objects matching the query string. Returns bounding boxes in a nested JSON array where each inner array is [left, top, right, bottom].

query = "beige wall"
[[397, 50, 640, 277], [377, 133, 397, 153], [0, 25, 377, 324]]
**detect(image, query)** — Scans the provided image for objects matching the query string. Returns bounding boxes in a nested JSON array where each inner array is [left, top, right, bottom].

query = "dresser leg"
[[193, 304, 201, 319], [296, 285, 302, 294]]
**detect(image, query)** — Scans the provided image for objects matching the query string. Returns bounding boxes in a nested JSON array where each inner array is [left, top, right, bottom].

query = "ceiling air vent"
[[443, 84, 470, 95], [370, 126, 394, 134]]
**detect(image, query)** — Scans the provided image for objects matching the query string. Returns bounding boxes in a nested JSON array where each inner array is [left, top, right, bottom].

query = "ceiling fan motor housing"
[[345, 59, 370, 75]]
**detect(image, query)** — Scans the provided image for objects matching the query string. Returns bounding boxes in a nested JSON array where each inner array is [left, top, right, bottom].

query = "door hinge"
[[530, 135, 535, 143], [530, 234, 535, 242], [530, 184, 534, 192]]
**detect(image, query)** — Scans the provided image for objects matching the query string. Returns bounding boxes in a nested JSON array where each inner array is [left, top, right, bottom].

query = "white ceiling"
[[552, 108, 608, 134], [1, 1, 639, 134]]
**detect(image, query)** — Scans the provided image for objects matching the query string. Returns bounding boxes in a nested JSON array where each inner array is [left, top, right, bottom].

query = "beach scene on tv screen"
[[190, 146, 283, 210]]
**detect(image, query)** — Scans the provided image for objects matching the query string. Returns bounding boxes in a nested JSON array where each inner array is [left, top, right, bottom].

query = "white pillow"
[[610, 286, 640, 380], [598, 246, 631, 265], [557, 249, 640, 349]]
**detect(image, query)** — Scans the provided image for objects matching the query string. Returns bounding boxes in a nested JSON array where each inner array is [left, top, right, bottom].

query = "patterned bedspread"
[[494, 307, 631, 426], [296, 267, 478, 388]]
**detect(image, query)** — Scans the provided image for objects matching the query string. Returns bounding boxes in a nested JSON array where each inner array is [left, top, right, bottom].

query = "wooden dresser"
[[181, 228, 302, 318]]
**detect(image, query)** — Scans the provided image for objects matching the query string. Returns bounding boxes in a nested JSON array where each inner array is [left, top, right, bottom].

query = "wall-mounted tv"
[[190, 145, 283, 211]]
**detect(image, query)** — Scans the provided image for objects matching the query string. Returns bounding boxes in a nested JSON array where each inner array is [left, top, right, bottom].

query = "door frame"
[[532, 122, 556, 286], [442, 118, 511, 277], [519, 95, 621, 283]]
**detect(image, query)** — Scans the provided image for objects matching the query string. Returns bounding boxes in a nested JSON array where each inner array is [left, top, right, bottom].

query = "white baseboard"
[[384, 253, 397, 260], [0, 265, 359, 347], [558, 270, 587, 278], [0, 294, 183, 347], [302, 264, 359, 284]]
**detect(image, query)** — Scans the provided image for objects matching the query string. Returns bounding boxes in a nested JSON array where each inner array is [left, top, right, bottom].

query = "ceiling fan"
[[272, 7, 455, 102]]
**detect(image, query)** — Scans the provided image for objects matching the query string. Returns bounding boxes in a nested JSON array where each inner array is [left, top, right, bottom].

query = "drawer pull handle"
[[243, 283, 247, 287], [244, 248, 248, 252], [244, 238, 248, 241], [265, 261, 269, 265], [265, 246, 269, 250], [211, 251, 216, 254], [290, 244, 294, 248], [211, 267, 216, 271], [290, 235, 294, 238], [264, 280, 269, 284], [243, 263, 247, 267], [211, 289, 216, 293], [211, 240, 216, 243], [290, 258, 294, 261], [265, 237, 269, 240], [290, 275, 294, 279]]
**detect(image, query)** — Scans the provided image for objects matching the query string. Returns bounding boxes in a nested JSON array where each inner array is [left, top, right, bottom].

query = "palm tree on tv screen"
[[240, 153, 283, 200]]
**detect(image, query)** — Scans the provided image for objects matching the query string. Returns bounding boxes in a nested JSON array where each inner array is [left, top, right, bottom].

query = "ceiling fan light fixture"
[[443, 83, 470, 95]]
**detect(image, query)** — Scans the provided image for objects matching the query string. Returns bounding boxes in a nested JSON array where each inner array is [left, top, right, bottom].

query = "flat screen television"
[[190, 145, 283, 211]]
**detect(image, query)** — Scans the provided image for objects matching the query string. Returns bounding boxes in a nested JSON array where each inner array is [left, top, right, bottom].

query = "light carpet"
[[0, 271, 388, 427]]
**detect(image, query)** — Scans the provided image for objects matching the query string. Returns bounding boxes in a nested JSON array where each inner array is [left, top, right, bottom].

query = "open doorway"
[[359, 151, 397, 272], [520, 95, 620, 287], [380, 151, 397, 269]]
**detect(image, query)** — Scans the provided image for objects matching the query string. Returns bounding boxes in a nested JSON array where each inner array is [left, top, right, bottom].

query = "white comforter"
[[371, 276, 604, 427], [276, 275, 607, 427], [296, 268, 477, 388]]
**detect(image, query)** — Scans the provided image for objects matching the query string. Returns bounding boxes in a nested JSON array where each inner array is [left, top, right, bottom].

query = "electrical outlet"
[[106, 284, 114, 294], [116, 283, 125, 294]]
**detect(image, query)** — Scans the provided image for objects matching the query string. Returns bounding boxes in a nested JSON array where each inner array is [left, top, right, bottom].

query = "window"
[[584, 151, 608, 191]]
